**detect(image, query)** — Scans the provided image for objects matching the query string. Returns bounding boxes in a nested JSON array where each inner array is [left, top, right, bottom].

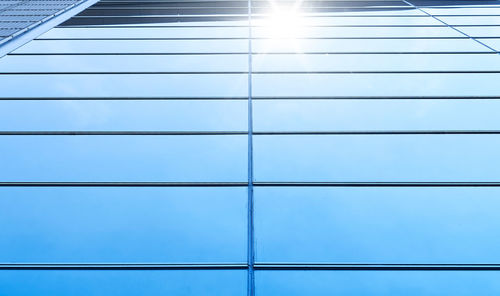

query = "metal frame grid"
[[2, 0, 500, 295]]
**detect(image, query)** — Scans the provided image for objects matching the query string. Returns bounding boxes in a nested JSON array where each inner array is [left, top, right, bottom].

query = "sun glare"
[[259, 2, 306, 53], [266, 9, 305, 40]]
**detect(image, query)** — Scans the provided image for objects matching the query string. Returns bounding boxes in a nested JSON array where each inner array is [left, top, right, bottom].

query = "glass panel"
[[0, 135, 247, 182], [252, 53, 500, 71], [38, 27, 249, 39], [252, 74, 500, 97], [0, 100, 247, 131], [255, 187, 500, 263], [256, 271, 500, 295], [253, 99, 500, 131], [438, 16, 500, 25], [454, 26, 500, 37], [13, 40, 247, 54], [0, 270, 246, 296], [422, 7, 500, 15], [252, 26, 462, 38], [252, 38, 485, 53], [476, 38, 500, 51], [0, 55, 248, 72], [251, 16, 442, 26], [254, 134, 500, 182], [0, 187, 246, 262], [0, 74, 247, 98]]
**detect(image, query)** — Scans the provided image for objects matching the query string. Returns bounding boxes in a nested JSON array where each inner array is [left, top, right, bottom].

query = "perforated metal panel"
[[0, 0, 90, 42]]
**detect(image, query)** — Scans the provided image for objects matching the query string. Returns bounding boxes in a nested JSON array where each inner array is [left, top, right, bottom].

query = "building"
[[2, 0, 500, 294]]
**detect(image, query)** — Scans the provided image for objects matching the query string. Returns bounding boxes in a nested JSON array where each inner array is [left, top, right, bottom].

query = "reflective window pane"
[[455, 26, 500, 37], [0, 100, 247, 131], [252, 74, 500, 97], [0, 270, 246, 296], [253, 99, 500, 131], [0, 55, 248, 72], [254, 135, 500, 182], [0, 135, 247, 181], [252, 39, 485, 53], [252, 26, 462, 38], [255, 187, 500, 263], [0, 74, 247, 98], [14, 40, 247, 54], [256, 271, 500, 295], [252, 53, 500, 71], [39, 27, 249, 39], [0, 187, 246, 262]]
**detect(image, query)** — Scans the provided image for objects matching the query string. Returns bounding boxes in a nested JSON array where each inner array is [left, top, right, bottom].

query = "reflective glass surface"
[[0, 187, 247, 262], [3, 0, 500, 294], [0, 74, 247, 98], [0, 136, 247, 181], [254, 99, 500, 131], [0, 270, 246, 296], [254, 135, 500, 182], [255, 187, 500, 263], [0, 55, 248, 72], [0, 100, 247, 131], [256, 271, 500, 295]]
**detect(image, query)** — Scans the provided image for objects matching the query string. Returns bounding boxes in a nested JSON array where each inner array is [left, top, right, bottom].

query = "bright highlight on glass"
[[259, 2, 306, 53], [265, 10, 305, 40]]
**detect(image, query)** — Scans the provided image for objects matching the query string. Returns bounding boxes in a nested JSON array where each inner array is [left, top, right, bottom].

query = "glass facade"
[[2, 0, 500, 294]]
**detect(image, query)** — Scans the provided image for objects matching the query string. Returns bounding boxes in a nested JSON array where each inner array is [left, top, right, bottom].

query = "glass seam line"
[[402, 0, 499, 53]]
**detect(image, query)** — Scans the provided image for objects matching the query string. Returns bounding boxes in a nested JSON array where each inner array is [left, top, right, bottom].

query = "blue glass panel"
[[256, 271, 500, 295], [252, 74, 500, 97], [252, 39, 484, 53], [252, 26, 462, 38], [39, 27, 249, 39], [0, 187, 246, 262], [0, 100, 247, 131], [439, 16, 500, 25], [423, 7, 500, 15], [252, 16, 442, 26], [254, 135, 500, 182], [14, 40, 247, 54], [0, 270, 246, 296], [455, 26, 500, 37], [0, 55, 248, 72], [255, 187, 500, 263], [0, 135, 247, 181], [0, 74, 247, 98], [253, 99, 500, 131], [252, 53, 500, 71], [476, 38, 500, 51]]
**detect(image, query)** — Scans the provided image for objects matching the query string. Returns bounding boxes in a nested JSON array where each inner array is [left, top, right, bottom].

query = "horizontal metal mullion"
[[2, 96, 500, 101], [58, 24, 452, 28], [255, 264, 500, 270], [0, 263, 248, 270], [0, 131, 247, 135], [2, 182, 500, 188], [252, 95, 500, 100], [35, 37, 476, 40], [2, 130, 500, 136], [70, 15, 431, 18], [0, 97, 248, 101], [8, 51, 496, 55], [4, 71, 500, 75], [0, 182, 248, 187], [253, 182, 500, 187]]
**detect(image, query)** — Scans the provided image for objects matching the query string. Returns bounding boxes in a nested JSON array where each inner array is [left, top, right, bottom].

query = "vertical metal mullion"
[[247, 0, 255, 294]]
